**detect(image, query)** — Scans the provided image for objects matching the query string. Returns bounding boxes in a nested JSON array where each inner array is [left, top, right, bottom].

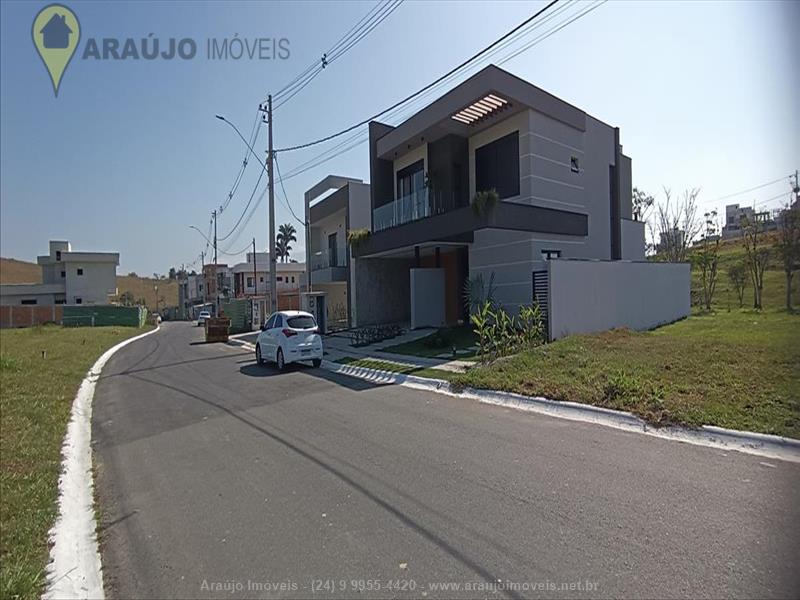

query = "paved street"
[[93, 323, 800, 599]]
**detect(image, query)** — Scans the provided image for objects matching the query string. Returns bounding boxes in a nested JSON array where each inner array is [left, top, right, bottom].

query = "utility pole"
[[252, 237, 258, 297], [213, 209, 219, 316], [200, 250, 205, 305], [266, 95, 278, 314]]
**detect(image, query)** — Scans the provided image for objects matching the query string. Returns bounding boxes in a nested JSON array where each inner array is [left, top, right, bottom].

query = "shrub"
[[470, 189, 499, 216], [347, 228, 371, 247]]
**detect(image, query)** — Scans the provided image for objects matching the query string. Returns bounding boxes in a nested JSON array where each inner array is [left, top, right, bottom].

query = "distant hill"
[[0, 257, 178, 310], [0, 258, 42, 284]]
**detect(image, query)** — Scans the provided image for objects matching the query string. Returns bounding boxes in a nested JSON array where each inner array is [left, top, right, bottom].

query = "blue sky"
[[1, 0, 797, 275]]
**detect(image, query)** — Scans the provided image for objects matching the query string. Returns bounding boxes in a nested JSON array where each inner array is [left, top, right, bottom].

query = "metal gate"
[[532, 270, 550, 341]]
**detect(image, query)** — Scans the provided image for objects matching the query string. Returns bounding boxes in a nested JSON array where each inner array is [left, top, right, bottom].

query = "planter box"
[[205, 317, 231, 343]]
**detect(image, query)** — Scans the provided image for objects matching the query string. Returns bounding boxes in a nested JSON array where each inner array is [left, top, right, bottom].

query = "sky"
[[1, 0, 797, 275]]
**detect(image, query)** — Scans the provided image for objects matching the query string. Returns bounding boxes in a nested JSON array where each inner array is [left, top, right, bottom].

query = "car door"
[[267, 314, 283, 359], [259, 314, 275, 357]]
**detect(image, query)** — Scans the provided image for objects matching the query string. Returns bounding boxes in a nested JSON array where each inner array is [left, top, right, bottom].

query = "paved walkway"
[[230, 328, 475, 373]]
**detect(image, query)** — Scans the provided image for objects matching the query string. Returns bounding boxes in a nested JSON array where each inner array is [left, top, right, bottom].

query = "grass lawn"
[[0, 324, 151, 600], [380, 325, 479, 359], [336, 356, 456, 381], [451, 310, 799, 437]]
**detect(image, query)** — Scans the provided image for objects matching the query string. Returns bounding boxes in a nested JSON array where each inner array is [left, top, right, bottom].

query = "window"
[[396, 159, 425, 200], [277, 276, 283, 282], [77, 268, 84, 276], [55, 299, 66, 305], [75, 298, 82, 304], [570, 156, 580, 173], [56, 250, 61, 261], [60, 270, 66, 278], [475, 131, 519, 199], [21, 299, 37, 305], [541, 249, 561, 260], [246, 277, 254, 287], [264, 315, 276, 330], [259, 276, 264, 283], [291, 276, 295, 283], [287, 315, 316, 329]]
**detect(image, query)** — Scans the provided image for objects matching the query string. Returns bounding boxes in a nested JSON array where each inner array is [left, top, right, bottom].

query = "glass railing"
[[310, 246, 347, 271], [372, 189, 463, 232]]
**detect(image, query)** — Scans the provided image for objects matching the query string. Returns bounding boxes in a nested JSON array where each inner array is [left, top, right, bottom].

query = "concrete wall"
[[547, 259, 690, 340], [64, 260, 117, 304], [621, 219, 646, 260], [410, 268, 445, 329], [347, 182, 372, 231], [352, 257, 413, 326]]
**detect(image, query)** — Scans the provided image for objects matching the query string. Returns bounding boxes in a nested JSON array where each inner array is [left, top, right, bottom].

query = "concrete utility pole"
[[213, 209, 219, 316], [266, 95, 278, 314], [252, 237, 257, 297], [200, 250, 205, 304]]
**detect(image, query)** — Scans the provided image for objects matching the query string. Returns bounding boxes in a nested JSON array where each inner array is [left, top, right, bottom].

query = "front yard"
[[0, 325, 151, 600], [450, 310, 799, 438]]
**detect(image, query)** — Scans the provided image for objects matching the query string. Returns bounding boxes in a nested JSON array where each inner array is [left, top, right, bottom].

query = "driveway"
[[93, 322, 800, 599]]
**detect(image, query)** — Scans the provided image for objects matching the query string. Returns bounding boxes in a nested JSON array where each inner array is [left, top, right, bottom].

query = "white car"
[[197, 310, 211, 326], [255, 310, 323, 370]]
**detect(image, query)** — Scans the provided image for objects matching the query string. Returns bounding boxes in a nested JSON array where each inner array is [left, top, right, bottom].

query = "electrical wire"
[[218, 159, 267, 241], [273, 154, 306, 226], [274, 0, 561, 152]]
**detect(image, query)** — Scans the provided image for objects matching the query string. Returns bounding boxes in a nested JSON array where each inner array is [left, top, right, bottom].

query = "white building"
[[0, 240, 118, 306], [231, 253, 305, 297]]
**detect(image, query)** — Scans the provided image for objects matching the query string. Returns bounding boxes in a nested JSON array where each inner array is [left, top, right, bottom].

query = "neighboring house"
[[178, 273, 206, 319], [721, 203, 777, 239], [0, 240, 118, 306], [40, 13, 72, 49], [202, 263, 232, 308], [230, 253, 305, 326], [304, 175, 371, 330], [351, 64, 648, 329]]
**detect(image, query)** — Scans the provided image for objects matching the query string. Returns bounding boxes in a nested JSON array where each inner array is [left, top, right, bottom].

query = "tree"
[[119, 291, 135, 306], [168, 267, 177, 280], [776, 202, 800, 312], [276, 223, 297, 262], [650, 187, 702, 263], [693, 210, 720, 310], [632, 187, 655, 222], [727, 262, 748, 308], [740, 213, 770, 310], [127, 272, 138, 277]]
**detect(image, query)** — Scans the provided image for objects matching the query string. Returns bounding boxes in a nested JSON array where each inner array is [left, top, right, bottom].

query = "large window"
[[475, 131, 520, 199], [396, 159, 425, 200]]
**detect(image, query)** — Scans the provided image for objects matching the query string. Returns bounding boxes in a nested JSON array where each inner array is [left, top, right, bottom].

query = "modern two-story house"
[[350, 65, 646, 329]]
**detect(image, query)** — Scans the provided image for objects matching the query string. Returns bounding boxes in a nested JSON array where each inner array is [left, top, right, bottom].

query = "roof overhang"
[[375, 64, 587, 160]]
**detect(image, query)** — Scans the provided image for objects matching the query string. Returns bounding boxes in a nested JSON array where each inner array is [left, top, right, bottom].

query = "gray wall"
[[547, 259, 690, 340], [352, 257, 413, 326], [410, 268, 446, 329], [621, 219, 646, 260]]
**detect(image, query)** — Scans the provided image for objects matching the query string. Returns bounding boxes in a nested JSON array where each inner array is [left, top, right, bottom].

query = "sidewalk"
[[230, 328, 474, 373]]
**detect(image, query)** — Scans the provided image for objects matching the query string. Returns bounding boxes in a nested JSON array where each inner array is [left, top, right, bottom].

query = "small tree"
[[119, 291, 135, 306], [276, 223, 297, 263], [694, 210, 720, 310], [168, 267, 177, 280], [650, 187, 702, 262], [727, 262, 748, 308], [740, 214, 770, 310], [775, 202, 800, 312], [632, 187, 655, 222]]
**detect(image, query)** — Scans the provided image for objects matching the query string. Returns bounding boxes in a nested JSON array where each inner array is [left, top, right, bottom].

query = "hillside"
[[0, 257, 178, 310]]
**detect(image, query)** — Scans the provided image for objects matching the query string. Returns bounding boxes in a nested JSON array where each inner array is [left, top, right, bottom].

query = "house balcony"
[[372, 189, 463, 233], [309, 246, 348, 284]]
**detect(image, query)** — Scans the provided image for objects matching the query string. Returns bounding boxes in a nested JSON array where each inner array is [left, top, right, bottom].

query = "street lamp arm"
[[189, 225, 214, 246], [215, 115, 269, 172]]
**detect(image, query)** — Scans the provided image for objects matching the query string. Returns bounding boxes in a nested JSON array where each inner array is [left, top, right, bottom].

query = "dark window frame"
[[21, 299, 38, 305], [77, 268, 84, 276], [396, 159, 425, 200], [475, 131, 520, 200]]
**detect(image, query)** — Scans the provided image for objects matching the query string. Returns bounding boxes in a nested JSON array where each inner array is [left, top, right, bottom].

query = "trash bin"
[[205, 317, 231, 343]]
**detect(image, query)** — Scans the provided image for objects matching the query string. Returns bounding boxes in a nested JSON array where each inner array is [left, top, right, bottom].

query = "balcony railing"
[[372, 189, 462, 232], [310, 246, 347, 271]]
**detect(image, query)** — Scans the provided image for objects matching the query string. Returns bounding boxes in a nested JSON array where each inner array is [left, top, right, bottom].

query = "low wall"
[[0, 305, 64, 328], [548, 259, 690, 340]]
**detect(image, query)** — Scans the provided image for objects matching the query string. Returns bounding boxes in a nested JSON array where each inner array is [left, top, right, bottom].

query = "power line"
[[219, 109, 262, 214], [272, 0, 403, 109], [703, 175, 790, 205], [218, 159, 267, 241], [273, 154, 306, 225], [217, 240, 255, 257], [274, 0, 561, 153]]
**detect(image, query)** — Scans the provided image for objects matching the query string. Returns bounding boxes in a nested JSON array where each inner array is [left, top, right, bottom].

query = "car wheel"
[[312, 358, 322, 368], [255, 344, 265, 366], [276, 348, 285, 371]]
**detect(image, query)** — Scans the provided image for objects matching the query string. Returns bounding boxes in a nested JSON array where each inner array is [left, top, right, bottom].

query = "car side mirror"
[[260, 322, 267, 331]]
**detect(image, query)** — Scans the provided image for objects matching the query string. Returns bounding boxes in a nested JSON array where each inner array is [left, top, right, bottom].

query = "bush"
[[471, 301, 545, 363], [347, 228, 370, 247], [470, 189, 499, 216]]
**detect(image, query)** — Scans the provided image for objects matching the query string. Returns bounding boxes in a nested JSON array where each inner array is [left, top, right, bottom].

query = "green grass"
[[380, 325, 479, 359], [0, 324, 151, 600], [451, 310, 800, 437], [336, 356, 456, 381]]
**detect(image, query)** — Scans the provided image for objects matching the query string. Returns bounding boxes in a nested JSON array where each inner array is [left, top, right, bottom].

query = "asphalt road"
[[93, 322, 800, 599]]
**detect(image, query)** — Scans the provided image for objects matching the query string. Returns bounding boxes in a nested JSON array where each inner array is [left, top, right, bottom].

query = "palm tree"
[[276, 223, 297, 263]]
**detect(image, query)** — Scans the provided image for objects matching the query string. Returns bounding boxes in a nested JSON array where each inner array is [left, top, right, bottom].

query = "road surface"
[[93, 323, 800, 599]]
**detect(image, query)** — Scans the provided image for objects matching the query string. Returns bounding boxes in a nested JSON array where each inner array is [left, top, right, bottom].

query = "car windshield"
[[286, 315, 316, 329]]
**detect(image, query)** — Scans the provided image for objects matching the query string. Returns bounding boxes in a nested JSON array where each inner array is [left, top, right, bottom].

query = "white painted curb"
[[227, 338, 800, 464], [43, 325, 160, 600]]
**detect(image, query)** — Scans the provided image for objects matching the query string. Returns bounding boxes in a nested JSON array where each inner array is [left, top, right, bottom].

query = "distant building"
[[721, 203, 777, 239], [0, 240, 119, 306], [230, 253, 305, 326]]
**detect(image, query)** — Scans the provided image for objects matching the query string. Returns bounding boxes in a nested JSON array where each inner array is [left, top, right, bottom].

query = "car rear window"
[[287, 315, 316, 329]]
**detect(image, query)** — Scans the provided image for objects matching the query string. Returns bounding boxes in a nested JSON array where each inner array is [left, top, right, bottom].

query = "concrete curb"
[[228, 338, 800, 464], [44, 325, 161, 600]]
